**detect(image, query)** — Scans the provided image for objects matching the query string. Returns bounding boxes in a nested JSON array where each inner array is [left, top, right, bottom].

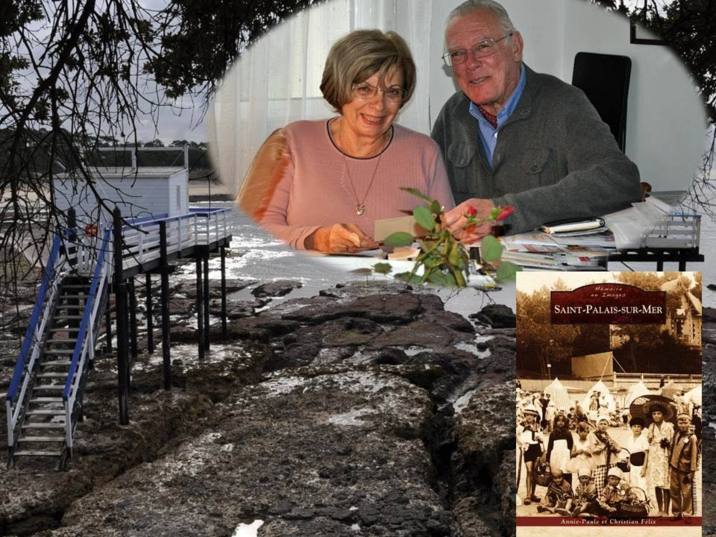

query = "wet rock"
[[170, 324, 198, 342], [456, 380, 515, 469], [167, 297, 195, 316], [405, 350, 482, 403], [283, 293, 423, 325], [470, 304, 515, 329], [288, 317, 386, 350], [318, 281, 413, 299], [46, 371, 449, 536], [0, 305, 34, 334], [452, 497, 495, 537], [372, 319, 469, 349], [0, 335, 270, 536], [450, 378, 515, 537], [222, 316, 301, 341], [174, 278, 256, 298], [0, 390, 215, 537], [251, 280, 303, 298], [208, 298, 268, 319]]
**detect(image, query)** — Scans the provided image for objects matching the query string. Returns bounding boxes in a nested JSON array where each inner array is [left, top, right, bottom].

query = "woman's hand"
[[443, 198, 495, 243], [306, 224, 378, 253]]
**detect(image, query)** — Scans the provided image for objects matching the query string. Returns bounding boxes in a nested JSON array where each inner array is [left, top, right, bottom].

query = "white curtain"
[[208, 0, 434, 195]]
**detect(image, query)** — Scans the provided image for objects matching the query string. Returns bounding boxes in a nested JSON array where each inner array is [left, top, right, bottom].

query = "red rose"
[[495, 206, 514, 221], [465, 205, 478, 218]]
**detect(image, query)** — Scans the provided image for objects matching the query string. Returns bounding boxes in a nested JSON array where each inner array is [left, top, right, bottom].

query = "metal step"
[[25, 409, 64, 416], [30, 397, 63, 403], [13, 450, 61, 457], [53, 315, 84, 320], [45, 338, 76, 344], [44, 349, 74, 355], [36, 372, 67, 379], [18, 436, 64, 442], [22, 422, 65, 429], [32, 385, 65, 391], [41, 360, 71, 367]]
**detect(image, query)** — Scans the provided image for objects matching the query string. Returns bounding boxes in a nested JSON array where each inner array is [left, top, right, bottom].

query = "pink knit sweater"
[[259, 119, 455, 249]]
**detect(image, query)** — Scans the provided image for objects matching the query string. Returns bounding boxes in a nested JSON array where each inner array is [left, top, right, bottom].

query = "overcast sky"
[[135, 95, 209, 144]]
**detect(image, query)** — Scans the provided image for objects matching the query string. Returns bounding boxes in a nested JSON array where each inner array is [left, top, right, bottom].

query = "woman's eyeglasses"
[[352, 82, 406, 102]]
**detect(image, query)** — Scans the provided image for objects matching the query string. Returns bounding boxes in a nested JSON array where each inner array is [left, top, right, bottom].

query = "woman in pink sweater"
[[238, 29, 454, 253]]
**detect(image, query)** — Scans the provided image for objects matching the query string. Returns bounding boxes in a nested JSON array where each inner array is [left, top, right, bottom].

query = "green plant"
[[381, 188, 520, 287]]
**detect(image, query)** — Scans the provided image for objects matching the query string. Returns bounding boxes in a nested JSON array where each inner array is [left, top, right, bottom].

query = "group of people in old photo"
[[516, 384, 702, 518]]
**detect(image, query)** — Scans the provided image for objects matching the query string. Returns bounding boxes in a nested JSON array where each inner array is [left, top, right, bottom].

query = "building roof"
[[54, 166, 186, 180]]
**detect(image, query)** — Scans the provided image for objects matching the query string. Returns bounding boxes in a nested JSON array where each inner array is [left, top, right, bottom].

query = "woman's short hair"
[[576, 422, 590, 433], [320, 29, 416, 111], [629, 417, 645, 427], [553, 413, 568, 428]]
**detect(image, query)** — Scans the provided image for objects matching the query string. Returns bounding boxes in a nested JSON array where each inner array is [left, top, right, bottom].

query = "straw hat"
[[644, 400, 674, 421], [523, 404, 540, 417], [607, 467, 623, 479]]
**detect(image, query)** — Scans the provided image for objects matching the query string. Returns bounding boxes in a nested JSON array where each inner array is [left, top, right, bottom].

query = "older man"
[[434, 0, 641, 240]]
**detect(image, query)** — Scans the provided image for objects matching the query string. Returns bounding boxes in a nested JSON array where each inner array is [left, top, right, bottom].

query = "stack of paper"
[[500, 232, 612, 270], [539, 217, 606, 235]]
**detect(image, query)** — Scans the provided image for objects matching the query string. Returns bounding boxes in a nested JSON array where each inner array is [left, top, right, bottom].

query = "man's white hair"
[[446, 0, 516, 34]]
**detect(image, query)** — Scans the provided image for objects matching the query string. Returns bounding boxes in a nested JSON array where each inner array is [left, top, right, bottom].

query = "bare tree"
[[1, 1, 166, 297], [0, 0, 316, 301]]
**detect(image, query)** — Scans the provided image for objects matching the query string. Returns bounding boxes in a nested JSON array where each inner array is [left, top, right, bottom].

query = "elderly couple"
[[238, 0, 641, 254]]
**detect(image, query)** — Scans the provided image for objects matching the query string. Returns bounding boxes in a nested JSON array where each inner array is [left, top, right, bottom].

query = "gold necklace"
[[333, 120, 392, 216], [342, 152, 384, 216]]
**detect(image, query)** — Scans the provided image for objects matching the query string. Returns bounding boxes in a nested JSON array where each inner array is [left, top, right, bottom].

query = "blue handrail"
[[63, 228, 111, 401], [128, 208, 230, 229], [6, 234, 63, 403], [189, 207, 226, 214]]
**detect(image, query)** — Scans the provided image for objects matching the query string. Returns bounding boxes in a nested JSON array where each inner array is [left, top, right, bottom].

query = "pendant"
[[356, 204, 366, 216]]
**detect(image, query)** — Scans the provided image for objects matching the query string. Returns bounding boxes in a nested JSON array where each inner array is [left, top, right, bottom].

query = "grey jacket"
[[431, 65, 641, 233]]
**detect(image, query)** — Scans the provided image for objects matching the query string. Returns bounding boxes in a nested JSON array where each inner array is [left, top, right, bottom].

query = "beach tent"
[[661, 380, 680, 400], [625, 381, 651, 408], [544, 378, 571, 411], [581, 380, 616, 412], [685, 385, 702, 406]]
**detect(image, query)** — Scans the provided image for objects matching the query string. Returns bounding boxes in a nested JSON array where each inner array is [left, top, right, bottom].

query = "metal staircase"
[[6, 228, 111, 469], [6, 207, 233, 469]]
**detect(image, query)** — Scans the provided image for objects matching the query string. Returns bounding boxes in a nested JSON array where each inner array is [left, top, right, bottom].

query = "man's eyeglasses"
[[442, 32, 513, 67], [352, 82, 406, 102]]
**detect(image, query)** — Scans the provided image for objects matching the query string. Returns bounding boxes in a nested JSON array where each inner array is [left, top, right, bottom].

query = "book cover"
[[516, 272, 702, 536]]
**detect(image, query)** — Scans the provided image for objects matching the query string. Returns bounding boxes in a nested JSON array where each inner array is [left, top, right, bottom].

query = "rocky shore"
[[0, 279, 714, 536]]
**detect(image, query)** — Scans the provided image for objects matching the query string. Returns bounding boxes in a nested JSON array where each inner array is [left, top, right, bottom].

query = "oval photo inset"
[[208, 0, 708, 285]]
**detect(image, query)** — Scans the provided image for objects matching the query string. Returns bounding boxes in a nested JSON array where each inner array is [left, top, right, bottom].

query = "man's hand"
[[443, 198, 495, 244], [306, 224, 378, 253]]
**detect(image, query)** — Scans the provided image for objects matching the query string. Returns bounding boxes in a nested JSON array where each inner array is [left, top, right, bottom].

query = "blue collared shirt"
[[468, 64, 526, 167]]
